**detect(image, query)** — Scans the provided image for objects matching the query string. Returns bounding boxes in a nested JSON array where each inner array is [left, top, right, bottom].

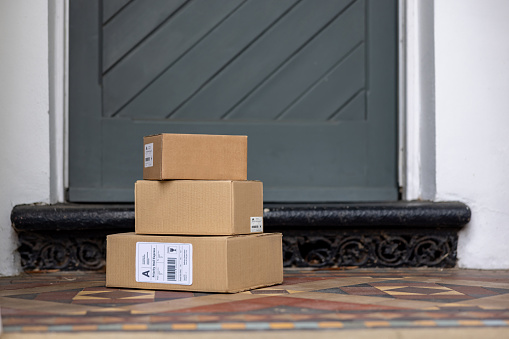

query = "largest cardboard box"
[[106, 232, 283, 293], [143, 133, 247, 180], [135, 180, 263, 235]]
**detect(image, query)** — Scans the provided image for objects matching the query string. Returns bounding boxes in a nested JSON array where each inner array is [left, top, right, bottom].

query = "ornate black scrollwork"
[[39, 242, 70, 269], [413, 237, 451, 266], [298, 237, 333, 267], [76, 240, 105, 270], [376, 236, 410, 266], [282, 237, 298, 267], [280, 231, 458, 268], [17, 229, 458, 271], [18, 232, 106, 271], [337, 237, 370, 266]]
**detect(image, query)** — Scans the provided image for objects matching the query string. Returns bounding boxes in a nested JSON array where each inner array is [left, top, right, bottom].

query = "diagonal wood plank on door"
[[102, 0, 245, 117], [222, 0, 365, 121], [276, 44, 365, 121], [116, 0, 298, 119], [103, 0, 131, 24], [169, 0, 356, 121], [102, 0, 187, 72]]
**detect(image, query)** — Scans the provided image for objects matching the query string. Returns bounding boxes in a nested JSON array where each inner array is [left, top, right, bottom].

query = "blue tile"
[[147, 323, 173, 331], [294, 322, 319, 329], [48, 325, 74, 332], [245, 322, 271, 330], [4, 326, 23, 333], [197, 323, 223, 331], [389, 320, 413, 327], [435, 320, 459, 327], [342, 321, 365, 329], [97, 324, 123, 331], [482, 320, 508, 326]]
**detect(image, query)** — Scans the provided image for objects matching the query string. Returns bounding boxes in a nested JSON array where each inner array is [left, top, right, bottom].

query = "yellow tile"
[[72, 295, 108, 300], [23, 326, 49, 331], [318, 321, 343, 328], [376, 286, 407, 291], [123, 295, 155, 300], [364, 321, 390, 327], [433, 290, 465, 295], [385, 291, 423, 295], [221, 323, 246, 330], [172, 323, 197, 330], [479, 305, 507, 310], [413, 320, 436, 326], [269, 322, 295, 329], [122, 324, 148, 330]]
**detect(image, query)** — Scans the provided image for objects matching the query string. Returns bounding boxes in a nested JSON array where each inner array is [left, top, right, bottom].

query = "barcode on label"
[[144, 143, 154, 168], [167, 258, 176, 281]]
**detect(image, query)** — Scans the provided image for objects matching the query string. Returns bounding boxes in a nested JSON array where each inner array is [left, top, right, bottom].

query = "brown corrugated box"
[[106, 232, 283, 293], [143, 133, 247, 180], [135, 180, 263, 235]]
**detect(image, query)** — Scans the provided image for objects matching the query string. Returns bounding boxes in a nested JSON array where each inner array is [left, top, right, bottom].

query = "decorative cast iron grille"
[[282, 233, 456, 268], [17, 229, 458, 271]]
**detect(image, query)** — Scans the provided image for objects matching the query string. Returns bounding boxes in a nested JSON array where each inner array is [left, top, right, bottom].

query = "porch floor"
[[1, 268, 509, 338]]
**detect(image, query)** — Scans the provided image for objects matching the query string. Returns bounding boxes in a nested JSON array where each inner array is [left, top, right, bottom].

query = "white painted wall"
[[0, 1, 51, 275], [435, 0, 509, 268]]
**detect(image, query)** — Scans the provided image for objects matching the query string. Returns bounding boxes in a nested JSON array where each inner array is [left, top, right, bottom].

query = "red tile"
[[34, 290, 81, 301]]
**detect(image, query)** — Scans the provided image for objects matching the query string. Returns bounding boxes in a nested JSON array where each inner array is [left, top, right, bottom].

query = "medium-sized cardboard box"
[[106, 232, 283, 293], [143, 133, 247, 180], [135, 180, 263, 235]]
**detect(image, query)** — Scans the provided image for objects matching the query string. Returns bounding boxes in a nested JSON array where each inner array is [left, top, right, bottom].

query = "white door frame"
[[49, 0, 69, 203], [399, 0, 436, 201]]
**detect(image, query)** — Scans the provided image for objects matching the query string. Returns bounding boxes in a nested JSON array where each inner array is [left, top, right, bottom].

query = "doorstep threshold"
[[11, 201, 470, 232]]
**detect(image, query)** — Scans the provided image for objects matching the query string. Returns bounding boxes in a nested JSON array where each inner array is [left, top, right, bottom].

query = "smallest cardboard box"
[[143, 133, 247, 180], [106, 232, 283, 293], [135, 180, 263, 235]]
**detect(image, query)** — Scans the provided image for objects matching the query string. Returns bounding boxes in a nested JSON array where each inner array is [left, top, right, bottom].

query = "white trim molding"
[[400, 0, 436, 201], [49, 0, 69, 203]]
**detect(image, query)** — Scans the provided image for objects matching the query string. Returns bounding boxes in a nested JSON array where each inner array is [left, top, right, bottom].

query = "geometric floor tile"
[[2, 268, 509, 335]]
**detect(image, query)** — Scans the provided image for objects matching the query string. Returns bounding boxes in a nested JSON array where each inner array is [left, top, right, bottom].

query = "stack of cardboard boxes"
[[106, 133, 283, 293]]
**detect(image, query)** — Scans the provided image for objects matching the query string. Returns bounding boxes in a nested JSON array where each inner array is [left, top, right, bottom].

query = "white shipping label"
[[144, 143, 153, 168], [250, 217, 263, 233], [136, 242, 192, 285]]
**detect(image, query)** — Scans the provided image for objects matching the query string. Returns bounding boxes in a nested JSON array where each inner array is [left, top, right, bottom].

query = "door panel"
[[69, 0, 398, 202]]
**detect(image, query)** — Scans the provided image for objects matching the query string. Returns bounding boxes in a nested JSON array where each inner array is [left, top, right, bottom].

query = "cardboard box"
[[106, 232, 283, 293], [135, 180, 263, 235], [143, 133, 247, 180]]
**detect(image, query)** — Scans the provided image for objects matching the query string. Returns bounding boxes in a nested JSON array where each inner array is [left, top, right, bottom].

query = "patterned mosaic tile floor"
[[1, 268, 509, 337]]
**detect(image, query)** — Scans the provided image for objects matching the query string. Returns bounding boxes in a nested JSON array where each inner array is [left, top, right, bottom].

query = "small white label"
[[136, 242, 192, 285], [144, 143, 153, 168], [250, 217, 263, 233]]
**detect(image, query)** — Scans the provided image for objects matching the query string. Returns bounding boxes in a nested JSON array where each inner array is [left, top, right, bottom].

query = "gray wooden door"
[[69, 0, 397, 202]]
